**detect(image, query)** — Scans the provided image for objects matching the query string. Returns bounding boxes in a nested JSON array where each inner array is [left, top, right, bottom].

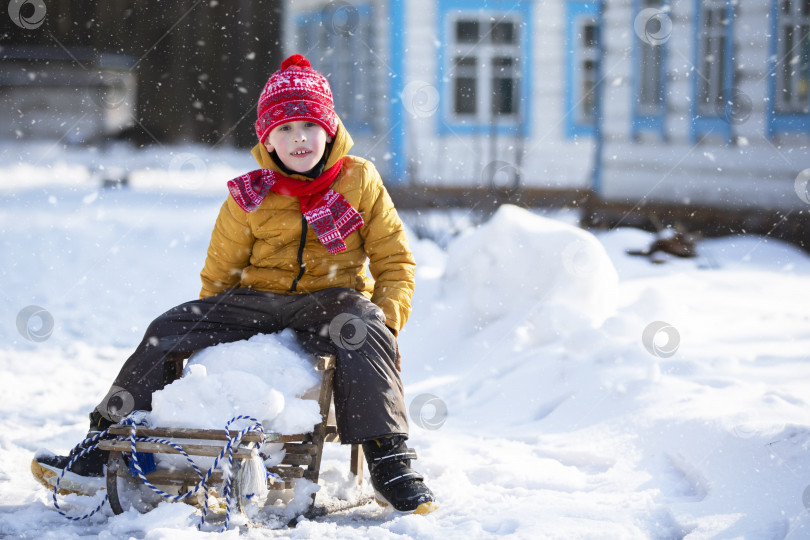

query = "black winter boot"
[[30, 411, 113, 495], [362, 436, 438, 514]]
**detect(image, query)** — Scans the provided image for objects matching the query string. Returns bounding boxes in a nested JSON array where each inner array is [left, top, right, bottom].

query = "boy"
[[32, 54, 438, 515]]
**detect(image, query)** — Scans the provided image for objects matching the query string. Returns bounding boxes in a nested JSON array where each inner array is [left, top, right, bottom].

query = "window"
[[296, 5, 376, 133], [579, 22, 600, 126], [491, 56, 518, 115], [768, 0, 810, 136], [632, 0, 669, 139], [775, 0, 810, 114], [453, 56, 478, 115], [691, 0, 735, 142], [565, 1, 603, 138], [439, 1, 531, 136], [697, 1, 728, 116], [447, 16, 521, 121]]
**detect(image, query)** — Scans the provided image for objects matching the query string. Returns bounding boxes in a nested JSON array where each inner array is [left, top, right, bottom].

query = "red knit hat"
[[255, 54, 338, 144]]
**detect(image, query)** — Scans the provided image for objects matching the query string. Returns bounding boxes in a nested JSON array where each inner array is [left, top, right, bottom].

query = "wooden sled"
[[96, 354, 372, 525]]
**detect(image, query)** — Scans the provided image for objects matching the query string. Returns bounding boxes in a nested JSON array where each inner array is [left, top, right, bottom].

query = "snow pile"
[[438, 205, 618, 355], [150, 331, 322, 434], [443, 204, 618, 327]]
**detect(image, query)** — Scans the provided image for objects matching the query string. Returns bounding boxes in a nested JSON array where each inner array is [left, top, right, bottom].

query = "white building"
[[281, 0, 809, 220], [598, 0, 809, 216], [283, 0, 594, 194]]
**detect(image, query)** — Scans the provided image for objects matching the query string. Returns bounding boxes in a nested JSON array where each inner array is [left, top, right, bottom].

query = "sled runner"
[[96, 354, 371, 526]]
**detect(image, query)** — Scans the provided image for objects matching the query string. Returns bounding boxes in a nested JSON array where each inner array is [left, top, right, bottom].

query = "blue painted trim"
[[565, 1, 601, 139], [436, 0, 532, 137], [770, 115, 810, 133], [766, 0, 810, 138], [389, 0, 406, 183], [591, 1, 605, 195], [766, 0, 778, 139], [630, 0, 668, 141], [690, 0, 733, 143], [632, 115, 665, 133]]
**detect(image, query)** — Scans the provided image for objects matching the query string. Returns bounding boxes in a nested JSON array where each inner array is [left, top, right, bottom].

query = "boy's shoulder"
[[336, 154, 386, 206], [340, 154, 381, 185], [342, 153, 373, 170]]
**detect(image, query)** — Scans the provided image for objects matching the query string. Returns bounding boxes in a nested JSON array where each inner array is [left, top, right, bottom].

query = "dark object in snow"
[[92, 165, 129, 189], [627, 228, 698, 262], [101, 175, 129, 189]]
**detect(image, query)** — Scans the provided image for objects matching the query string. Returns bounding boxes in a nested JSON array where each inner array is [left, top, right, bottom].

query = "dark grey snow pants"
[[94, 287, 408, 444]]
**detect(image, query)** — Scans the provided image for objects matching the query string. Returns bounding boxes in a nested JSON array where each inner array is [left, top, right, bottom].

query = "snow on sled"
[[102, 353, 370, 529], [40, 336, 373, 531]]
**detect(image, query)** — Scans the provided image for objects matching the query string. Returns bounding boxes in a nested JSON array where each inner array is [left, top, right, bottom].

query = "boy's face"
[[264, 121, 332, 173]]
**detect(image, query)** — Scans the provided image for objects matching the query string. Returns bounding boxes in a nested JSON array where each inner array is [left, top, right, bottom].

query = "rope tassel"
[[239, 454, 270, 501]]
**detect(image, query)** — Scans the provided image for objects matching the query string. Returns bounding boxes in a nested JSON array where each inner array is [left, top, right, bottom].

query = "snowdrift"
[[442, 204, 618, 330]]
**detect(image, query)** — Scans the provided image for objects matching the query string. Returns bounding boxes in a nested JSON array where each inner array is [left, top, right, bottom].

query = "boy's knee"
[[324, 296, 387, 350], [143, 302, 207, 346], [141, 320, 172, 351]]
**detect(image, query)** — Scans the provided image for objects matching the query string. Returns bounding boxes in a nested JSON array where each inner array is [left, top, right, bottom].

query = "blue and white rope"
[[53, 414, 269, 532]]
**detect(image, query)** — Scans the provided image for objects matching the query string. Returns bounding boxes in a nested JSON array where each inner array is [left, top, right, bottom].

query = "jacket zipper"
[[288, 215, 307, 292]]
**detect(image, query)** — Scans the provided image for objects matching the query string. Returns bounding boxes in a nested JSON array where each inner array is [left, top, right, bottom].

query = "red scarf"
[[227, 159, 364, 254]]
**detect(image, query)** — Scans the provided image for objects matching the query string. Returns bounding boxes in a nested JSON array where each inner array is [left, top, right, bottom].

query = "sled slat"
[[282, 443, 318, 455], [98, 439, 257, 459], [117, 469, 225, 486], [267, 466, 304, 479], [115, 466, 303, 486], [280, 453, 312, 466], [105, 426, 298, 443]]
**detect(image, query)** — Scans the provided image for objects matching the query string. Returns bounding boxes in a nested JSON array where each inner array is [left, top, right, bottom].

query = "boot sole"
[[374, 492, 439, 515], [30, 459, 104, 496]]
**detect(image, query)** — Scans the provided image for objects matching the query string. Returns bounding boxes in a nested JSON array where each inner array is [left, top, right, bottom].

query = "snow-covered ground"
[[2, 142, 810, 539]]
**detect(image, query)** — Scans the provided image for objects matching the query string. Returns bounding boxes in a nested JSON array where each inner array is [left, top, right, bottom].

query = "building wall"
[[405, 0, 595, 190], [599, 0, 810, 211], [283, 0, 596, 189], [280, 0, 808, 210]]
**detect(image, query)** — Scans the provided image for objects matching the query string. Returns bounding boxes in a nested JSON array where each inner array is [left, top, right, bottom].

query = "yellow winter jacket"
[[199, 121, 416, 334]]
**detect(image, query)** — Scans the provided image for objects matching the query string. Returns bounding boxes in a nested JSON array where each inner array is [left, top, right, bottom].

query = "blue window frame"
[[295, 4, 376, 135], [690, 0, 736, 143], [767, 0, 810, 138], [437, 0, 532, 136], [565, 1, 603, 138], [631, 0, 670, 140]]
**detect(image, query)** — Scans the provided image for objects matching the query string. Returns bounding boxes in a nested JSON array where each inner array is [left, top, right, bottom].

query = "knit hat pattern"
[[255, 54, 338, 144]]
